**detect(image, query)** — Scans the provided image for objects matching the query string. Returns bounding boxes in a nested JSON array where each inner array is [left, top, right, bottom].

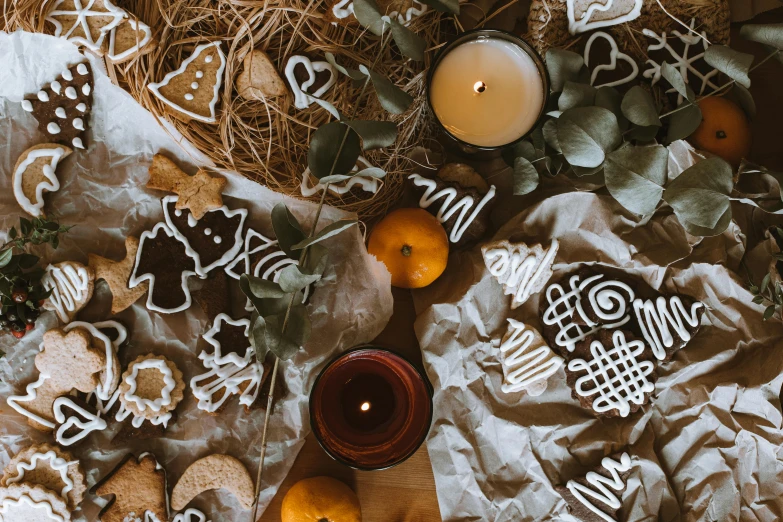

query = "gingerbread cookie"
[[12, 144, 72, 218], [284, 55, 336, 110], [130, 222, 200, 314], [497, 319, 563, 396], [171, 454, 254, 511], [0, 482, 71, 522], [22, 61, 93, 150], [46, 0, 125, 53], [41, 261, 95, 324], [236, 49, 288, 100], [93, 453, 168, 522], [89, 237, 149, 314], [482, 239, 559, 309], [566, 0, 643, 35], [146, 154, 227, 220], [633, 294, 705, 361], [174, 508, 211, 522], [107, 16, 155, 64], [162, 195, 247, 277], [559, 452, 633, 522], [52, 396, 107, 447], [300, 156, 381, 198], [583, 31, 640, 89], [64, 320, 127, 401], [191, 314, 265, 413], [117, 354, 185, 428], [327, 0, 427, 25], [1, 443, 86, 510], [148, 42, 226, 124]]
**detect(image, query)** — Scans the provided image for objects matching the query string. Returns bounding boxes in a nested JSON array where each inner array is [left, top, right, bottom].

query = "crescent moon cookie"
[[12, 144, 72, 218], [93, 453, 168, 522], [0, 482, 71, 522], [116, 354, 185, 430], [171, 454, 254, 511], [1, 443, 86, 510], [41, 261, 95, 324], [482, 238, 559, 309]]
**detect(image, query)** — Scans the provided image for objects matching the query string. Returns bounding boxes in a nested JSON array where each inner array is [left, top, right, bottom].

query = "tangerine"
[[281, 476, 361, 522], [689, 96, 752, 167]]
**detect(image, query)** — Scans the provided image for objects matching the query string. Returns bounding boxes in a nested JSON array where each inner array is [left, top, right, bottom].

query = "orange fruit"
[[368, 208, 449, 289], [281, 476, 361, 522], [689, 96, 752, 167]]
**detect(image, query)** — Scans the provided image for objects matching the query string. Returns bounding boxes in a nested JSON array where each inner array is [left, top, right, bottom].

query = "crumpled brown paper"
[[0, 31, 393, 521], [412, 188, 783, 521]]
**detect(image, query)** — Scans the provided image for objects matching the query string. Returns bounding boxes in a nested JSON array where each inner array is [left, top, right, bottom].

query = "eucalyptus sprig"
[[747, 228, 783, 321]]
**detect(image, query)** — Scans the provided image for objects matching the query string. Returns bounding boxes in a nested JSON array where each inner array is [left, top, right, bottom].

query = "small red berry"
[[38, 299, 45, 307], [25, 323, 34, 332], [12, 289, 28, 303], [11, 330, 25, 339]]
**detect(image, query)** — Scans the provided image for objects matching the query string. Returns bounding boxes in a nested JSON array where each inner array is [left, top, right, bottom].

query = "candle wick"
[[360, 401, 371, 412], [473, 81, 487, 94]]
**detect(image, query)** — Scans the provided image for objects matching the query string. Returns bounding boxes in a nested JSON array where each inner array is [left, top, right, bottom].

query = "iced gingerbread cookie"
[[45, 0, 125, 53], [146, 154, 227, 219], [236, 49, 288, 100], [148, 42, 226, 124], [52, 396, 107, 447], [22, 62, 93, 150], [93, 453, 168, 522], [482, 238, 559, 309], [1, 443, 86, 510], [41, 261, 95, 324], [581, 31, 640, 89], [12, 144, 72, 218], [64, 320, 127, 402], [89, 237, 149, 314], [117, 354, 185, 429], [300, 156, 381, 198], [326, 0, 427, 25], [632, 294, 705, 361], [174, 508, 211, 522], [496, 319, 563, 395], [107, 16, 155, 64], [0, 482, 71, 522], [284, 55, 336, 110], [558, 452, 633, 522], [171, 454, 254, 511]]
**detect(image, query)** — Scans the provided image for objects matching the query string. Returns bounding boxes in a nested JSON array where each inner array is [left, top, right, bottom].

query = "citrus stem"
[[401, 244, 412, 257]]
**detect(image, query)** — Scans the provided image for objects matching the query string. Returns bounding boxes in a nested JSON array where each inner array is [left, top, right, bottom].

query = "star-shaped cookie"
[[89, 236, 149, 314], [146, 153, 227, 219]]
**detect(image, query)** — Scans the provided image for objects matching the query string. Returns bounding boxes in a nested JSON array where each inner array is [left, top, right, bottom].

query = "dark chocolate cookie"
[[558, 451, 633, 522], [631, 294, 705, 362]]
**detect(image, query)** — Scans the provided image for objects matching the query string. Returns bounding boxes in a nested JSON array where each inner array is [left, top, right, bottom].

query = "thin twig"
[[655, 0, 710, 45]]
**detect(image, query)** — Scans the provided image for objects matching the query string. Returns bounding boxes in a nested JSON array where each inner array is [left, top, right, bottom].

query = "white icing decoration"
[[300, 156, 380, 197], [107, 18, 153, 62], [566, 453, 632, 522], [498, 319, 563, 394], [73, 118, 85, 130], [567, 330, 654, 417], [191, 82, 199, 89], [13, 147, 67, 217], [77, 63, 88, 75], [21, 100, 33, 112], [213, 236, 222, 244], [224, 229, 279, 281], [64, 320, 127, 401], [175, 209, 182, 217], [65, 86, 77, 99], [584, 31, 639, 88], [62, 69, 73, 81], [51, 80, 62, 94], [129, 221, 199, 314], [205, 54, 213, 63], [55, 107, 67, 118], [633, 296, 704, 360], [284, 55, 337, 110], [37, 91, 49, 102], [204, 228, 212, 235], [408, 173, 497, 244], [5, 450, 75, 498], [76, 102, 87, 112], [184, 93, 194, 101], [41, 262, 91, 323], [47, 122, 61, 134], [46, 0, 125, 52], [148, 42, 226, 124], [566, 0, 643, 35], [483, 239, 559, 309], [0, 493, 65, 522], [96, 388, 172, 428], [332, 0, 355, 19], [331, 0, 426, 24], [53, 396, 107, 446], [82, 83, 91, 95], [6, 374, 57, 429], [196, 71, 204, 78], [173, 508, 211, 522], [643, 18, 720, 104], [162, 195, 248, 277], [72, 137, 84, 149], [123, 358, 176, 412]]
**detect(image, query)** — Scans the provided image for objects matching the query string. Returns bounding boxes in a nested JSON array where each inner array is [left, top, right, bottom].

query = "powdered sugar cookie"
[[0, 482, 71, 522], [41, 261, 95, 324], [93, 453, 168, 522], [148, 42, 226, 124], [89, 237, 149, 314], [107, 16, 155, 64], [46, 0, 125, 53], [482, 238, 559, 309], [284, 55, 336, 110], [1, 443, 86, 510], [236, 49, 288, 100], [118, 354, 185, 424], [171, 454, 254, 511], [146, 154, 227, 220], [12, 144, 72, 217]]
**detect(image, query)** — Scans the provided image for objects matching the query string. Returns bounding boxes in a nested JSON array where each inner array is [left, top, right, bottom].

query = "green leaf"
[[763, 305, 776, 320], [752, 295, 765, 304], [308, 121, 362, 179], [740, 24, 783, 50], [502, 140, 536, 166], [704, 46, 753, 88], [663, 156, 734, 233], [626, 125, 660, 142], [360, 65, 413, 114], [0, 249, 12, 269], [605, 145, 668, 216], [345, 120, 398, 150], [732, 84, 756, 121], [324, 52, 367, 81], [301, 243, 330, 277], [8, 228, 17, 240], [661, 62, 695, 102], [353, 0, 386, 35], [240, 274, 286, 300], [595, 86, 628, 131], [418, 0, 458, 13], [558, 82, 596, 111], [319, 167, 386, 185], [557, 107, 621, 168], [512, 156, 539, 195], [292, 219, 358, 250], [263, 309, 308, 361], [250, 314, 269, 360], [389, 19, 426, 61], [666, 102, 702, 143], [271, 203, 306, 257], [621, 86, 661, 127], [542, 119, 561, 153], [310, 97, 341, 120], [546, 48, 585, 93], [20, 218, 31, 235], [277, 264, 322, 293], [761, 272, 771, 293]]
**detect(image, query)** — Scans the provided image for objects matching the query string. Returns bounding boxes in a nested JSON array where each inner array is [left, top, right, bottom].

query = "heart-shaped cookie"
[[284, 55, 336, 109], [584, 30, 639, 88]]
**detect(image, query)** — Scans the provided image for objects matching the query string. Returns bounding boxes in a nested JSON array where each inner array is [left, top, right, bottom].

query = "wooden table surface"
[[259, 8, 783, 521]]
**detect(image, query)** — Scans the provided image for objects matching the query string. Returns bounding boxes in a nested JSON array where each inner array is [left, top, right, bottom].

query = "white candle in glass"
[[429, 37, 546, 148]]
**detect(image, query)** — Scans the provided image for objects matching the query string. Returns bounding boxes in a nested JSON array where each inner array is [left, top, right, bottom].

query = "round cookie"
[[0, 482, 71, 522], [12, 143, 72, 218], [118, 354, 185, 422], [1, 443, 86, 510]]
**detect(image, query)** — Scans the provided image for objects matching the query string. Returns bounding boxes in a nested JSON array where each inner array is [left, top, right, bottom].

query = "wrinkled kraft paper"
[[0, 31, 393, 521], [412, 190, 783, 521]]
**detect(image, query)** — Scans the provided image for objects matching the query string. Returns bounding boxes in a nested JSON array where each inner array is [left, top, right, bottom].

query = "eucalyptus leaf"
[[740, 24, 783, 50], [308, 121, 362, 179], [704, 45, 753, 88], [666, 102, 702, 143], [309, 97, 341, 120], [390, 19, 426, 61], [663, 156, 734, 231], [418, 0, 459, 14], [277, 264, 322, 293], [626, 124, 660, 142], [353, 0, 386, 35], [546, 49, 585, 93], [318, 167, 386, 185], [240, 274, 285, 300], [559, 82, 596, 111], [345, 120, 398, 149], [302, 243, 330, 277], [324, 52, 366, 81], [292, 219, 359, 250], [678, 206, 732, 237], [0, 249, 12, 269], [661, 62, 695, 102], [271, 203, 305, 257], [595, 86, 628, 131], [764, 305, 776, 320], [621, 86, 661, 127], [572, 164, 604, 178], [512, 157, 540, 195], [605, 145, 668, 216], [531, 125, 545, 151], [557, 106, 621, 168], [732, 84, 756, 120], [250, 315, 269, 360], [543, 119, 561, 153], [262, 314, 301, 361], [502, 140, 536, 166], [360, 65, 414, 114]]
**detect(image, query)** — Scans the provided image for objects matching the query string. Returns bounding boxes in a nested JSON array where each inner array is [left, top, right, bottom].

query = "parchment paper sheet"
[[412, 190, 783, 521], [0, 31, 393, 521]]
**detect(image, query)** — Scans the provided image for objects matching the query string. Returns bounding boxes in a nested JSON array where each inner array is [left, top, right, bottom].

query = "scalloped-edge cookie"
[[171, 454, 254, 510], [118, 354, 185, 422], [0, 482, 71, 522]]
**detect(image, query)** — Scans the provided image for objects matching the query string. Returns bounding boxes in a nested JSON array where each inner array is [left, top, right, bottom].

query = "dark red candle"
[[310, 347, 433, 470]]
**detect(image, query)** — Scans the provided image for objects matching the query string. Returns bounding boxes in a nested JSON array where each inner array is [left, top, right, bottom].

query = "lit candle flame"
[[360, 402, 371, 412], [473, 81, 487, 94]]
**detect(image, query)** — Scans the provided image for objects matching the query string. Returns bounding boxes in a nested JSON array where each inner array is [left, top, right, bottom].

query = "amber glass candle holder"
[[310, 347, 433, 470]]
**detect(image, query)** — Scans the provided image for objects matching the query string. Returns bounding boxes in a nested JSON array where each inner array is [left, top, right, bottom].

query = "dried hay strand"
[[2, 0, 451, 221]]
